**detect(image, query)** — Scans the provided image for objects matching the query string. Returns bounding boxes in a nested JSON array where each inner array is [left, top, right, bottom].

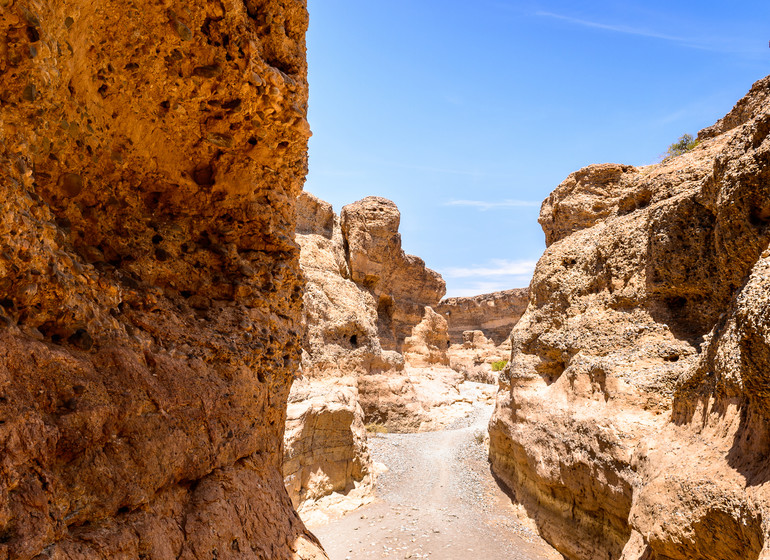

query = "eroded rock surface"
[[490, 75, 770, 560], [1, 1, 324, 558], [284, 192, 378, 512], [403, 306, 450, 368], [287, 193, 482, 493], [340, 197, 446, 352], [437, 288, 529, 345], [447, 330, 510, 385]]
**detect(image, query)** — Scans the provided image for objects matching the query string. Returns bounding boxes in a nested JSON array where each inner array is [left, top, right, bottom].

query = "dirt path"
[[308, 403, 562, 560]]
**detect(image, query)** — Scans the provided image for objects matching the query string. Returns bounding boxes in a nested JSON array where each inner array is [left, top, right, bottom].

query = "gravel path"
[[308, 402, 562, 560]]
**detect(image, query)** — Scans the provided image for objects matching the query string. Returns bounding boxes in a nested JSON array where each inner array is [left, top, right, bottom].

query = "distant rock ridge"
[[489, 74, 770, 560], [437, 288, 529, 345]]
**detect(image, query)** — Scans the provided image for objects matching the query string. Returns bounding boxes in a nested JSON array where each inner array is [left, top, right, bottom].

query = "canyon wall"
[[0, 1, 325, 559], [340, 197, 446, 352], [437, 288, 529, 345], [490, 75, 770, 560], [286, 193, 499, 507]]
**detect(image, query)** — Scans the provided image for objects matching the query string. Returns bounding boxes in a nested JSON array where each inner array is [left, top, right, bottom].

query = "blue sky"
[[304, 1, 770, 297]]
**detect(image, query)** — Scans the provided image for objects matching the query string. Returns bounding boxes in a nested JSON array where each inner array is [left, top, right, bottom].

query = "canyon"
[[3, 0, 770, 559]]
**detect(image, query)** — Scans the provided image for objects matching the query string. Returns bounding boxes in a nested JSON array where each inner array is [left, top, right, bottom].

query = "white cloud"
[[444, 199, 540, 211], [533, 10, 756, 56], [535, 11, 687, 43], [445, 282, 513, 298], [443, 259, 537, 278]]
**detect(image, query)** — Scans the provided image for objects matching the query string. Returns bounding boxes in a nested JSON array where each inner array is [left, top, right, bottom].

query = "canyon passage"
[[3, 0, 770, 559]]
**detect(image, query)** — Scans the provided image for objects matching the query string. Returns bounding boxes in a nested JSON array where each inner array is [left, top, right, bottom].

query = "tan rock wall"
[[403, 307, 450, 367], [436, 288, 529, 345], [490, 75, 770, 560], [0, 1, 324, 558], [340, 197, 446, 351]]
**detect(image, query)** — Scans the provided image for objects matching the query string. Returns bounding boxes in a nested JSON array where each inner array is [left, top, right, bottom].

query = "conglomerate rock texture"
[[437, 288, 529, 345], [490, 75, 770, 560], [0, 1, 325, 559]]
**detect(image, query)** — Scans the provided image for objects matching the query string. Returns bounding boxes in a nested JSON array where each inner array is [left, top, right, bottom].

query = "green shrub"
[[664, 133, 699, 159], [491, 359, 508, 372]]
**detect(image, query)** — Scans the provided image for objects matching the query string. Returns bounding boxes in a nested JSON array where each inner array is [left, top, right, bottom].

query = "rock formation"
[[490, 75, 770, 560], [283, 192, 379, 513], [402, 306, 450, 368], [340, 197, 446, 351], [437, 288, 529, 345], [447, 330, 510, 384], [287, 192, 484, 482], [0, 1, 325, 558]]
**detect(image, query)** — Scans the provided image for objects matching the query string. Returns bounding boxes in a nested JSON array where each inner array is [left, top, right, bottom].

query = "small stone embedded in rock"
[[22, 83, 37, 101], [205, 132, 233, 148], [193, 64, 222, 78], [59, 173, 83, 197]]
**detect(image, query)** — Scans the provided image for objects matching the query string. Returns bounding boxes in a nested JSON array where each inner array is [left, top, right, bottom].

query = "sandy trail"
[[308, 402, 562, 560]]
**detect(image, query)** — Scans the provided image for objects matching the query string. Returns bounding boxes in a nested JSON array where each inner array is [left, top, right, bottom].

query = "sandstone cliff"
[[490, 75, 770, 560], [283, 192, 379, 513], [0, 1, 324, 558], [437, 288, 529, 345], [288, 192, 481, 465], [340, 197, 446, 352]]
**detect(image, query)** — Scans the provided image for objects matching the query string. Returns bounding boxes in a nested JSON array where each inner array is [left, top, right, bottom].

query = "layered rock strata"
[[490, 75, 770, 560], [1, 1, 324, 558], [437, 288, 529, 345]]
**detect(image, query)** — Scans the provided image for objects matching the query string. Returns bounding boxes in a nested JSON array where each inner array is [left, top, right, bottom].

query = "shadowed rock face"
[[490, 75, 770, 560], [0, 1, 325, 559]]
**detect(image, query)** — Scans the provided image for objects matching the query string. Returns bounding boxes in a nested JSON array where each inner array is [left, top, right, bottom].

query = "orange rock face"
[[1, 1, 324, 558], [490, 75, 770, 560]]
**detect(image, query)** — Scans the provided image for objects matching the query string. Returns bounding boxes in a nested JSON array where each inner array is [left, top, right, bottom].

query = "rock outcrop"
[[288, 193, 480, 462], [1, 1, 324, 559], [284, 192, 379, 513], [402, 307, 450, 368], [447, 330, 509, 384], [437, 288, 529, 345], [341, 197, 446, 351], [490, 75, 770, 560]]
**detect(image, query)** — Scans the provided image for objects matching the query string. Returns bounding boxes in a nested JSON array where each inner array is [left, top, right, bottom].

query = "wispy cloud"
[[535, 11, 688, 43], [533, 11, 762, 55], [444, 259, 537, 278], [445, 199, 540, 210], [445, 281, 516, 298]]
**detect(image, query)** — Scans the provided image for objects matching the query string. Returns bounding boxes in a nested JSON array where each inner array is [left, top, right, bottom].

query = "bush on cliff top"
[[664, 133, 699, 159]]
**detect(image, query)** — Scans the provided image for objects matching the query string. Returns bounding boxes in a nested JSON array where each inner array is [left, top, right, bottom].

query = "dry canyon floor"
[[309, 396, 562, 560]]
